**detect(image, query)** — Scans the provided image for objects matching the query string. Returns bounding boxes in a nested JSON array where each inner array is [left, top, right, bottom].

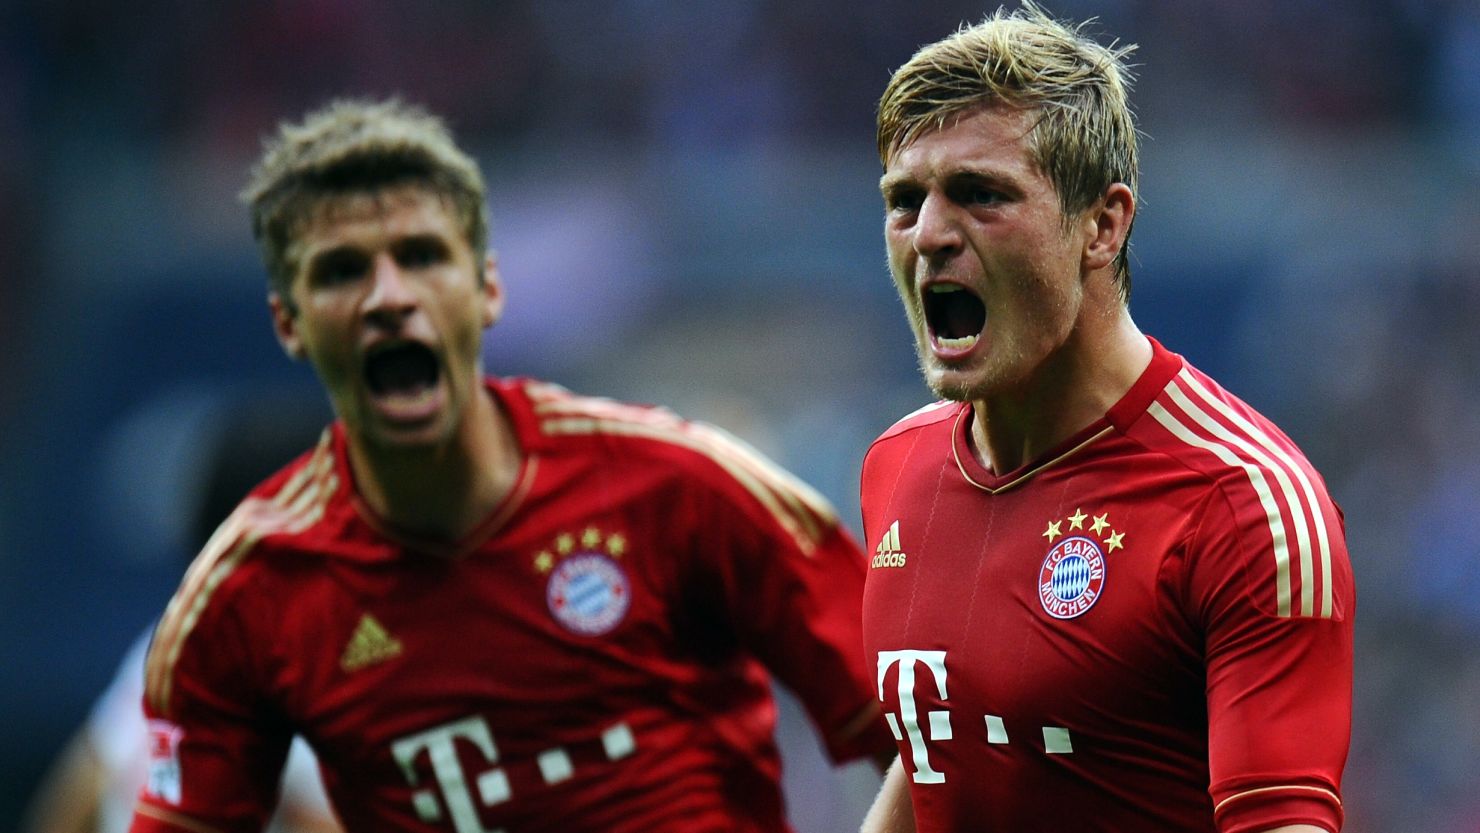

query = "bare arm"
[[20, 730, 104, 833], [860, 756, 914, 833]]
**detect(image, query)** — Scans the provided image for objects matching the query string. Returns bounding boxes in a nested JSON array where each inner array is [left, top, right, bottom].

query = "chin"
[[920, 354, 988, 403], [364, 421, 453, 452]]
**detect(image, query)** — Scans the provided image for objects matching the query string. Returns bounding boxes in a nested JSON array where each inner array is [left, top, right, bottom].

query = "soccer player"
[[858, 5, 1354, 833], [128, 99, 892, 833]]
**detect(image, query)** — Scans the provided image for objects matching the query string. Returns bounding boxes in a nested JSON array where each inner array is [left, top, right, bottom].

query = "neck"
[[969, 307, 1151, 474], [347, 385, 520, 545]]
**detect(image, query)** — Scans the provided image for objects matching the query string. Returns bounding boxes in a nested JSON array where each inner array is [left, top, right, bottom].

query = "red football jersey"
[[860, 339, 1353, 833], [131, 377, 889, 833]]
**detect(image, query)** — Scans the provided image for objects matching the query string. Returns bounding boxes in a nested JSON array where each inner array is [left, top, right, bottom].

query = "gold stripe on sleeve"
[[1175, 370, 1334, 618], [539, 413, 832, 555], [144, 444, 337, 717], [1212, 784, 1341, 814], [1147, 400, 1294, 618]]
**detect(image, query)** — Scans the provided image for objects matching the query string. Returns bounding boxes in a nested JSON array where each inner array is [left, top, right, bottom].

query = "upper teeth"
[[929, 284, 963, 294]]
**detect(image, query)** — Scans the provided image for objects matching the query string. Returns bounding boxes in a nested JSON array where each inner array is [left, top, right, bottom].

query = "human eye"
[[960, 182, 1008, 207], [309, 250, 368, 287], [883, 186, 923, 214], [395, 236, 450, 270]]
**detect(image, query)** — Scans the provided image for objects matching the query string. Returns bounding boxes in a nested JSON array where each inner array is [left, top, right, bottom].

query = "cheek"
[[446, 300, 489, 360], [885, 237, 915, 285]]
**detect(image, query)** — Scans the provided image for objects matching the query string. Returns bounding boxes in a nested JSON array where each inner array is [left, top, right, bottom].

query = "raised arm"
[[860, 756, 915, 833]]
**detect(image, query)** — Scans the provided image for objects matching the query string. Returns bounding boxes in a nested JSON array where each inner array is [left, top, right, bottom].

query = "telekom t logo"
[[389, 714, 638, 831], [391, 715, 509, 833], [877, 650, 951, 784]]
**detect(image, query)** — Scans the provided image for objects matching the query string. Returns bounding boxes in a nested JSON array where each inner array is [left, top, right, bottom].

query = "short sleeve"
[[1187, 482, 1354, 833], [130, 571, 292, 833]]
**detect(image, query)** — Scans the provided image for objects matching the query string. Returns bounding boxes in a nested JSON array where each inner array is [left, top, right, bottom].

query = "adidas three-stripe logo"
[[872, 520, 907, 569]]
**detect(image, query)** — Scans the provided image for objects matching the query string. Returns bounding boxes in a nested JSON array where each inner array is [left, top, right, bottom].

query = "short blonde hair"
[[242, 98, 489, 296], [877, 2, 1139, 297]]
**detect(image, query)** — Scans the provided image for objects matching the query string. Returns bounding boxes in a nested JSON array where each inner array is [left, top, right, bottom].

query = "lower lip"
[[369, 385, 446, 425], [930, 334, 983, 361]]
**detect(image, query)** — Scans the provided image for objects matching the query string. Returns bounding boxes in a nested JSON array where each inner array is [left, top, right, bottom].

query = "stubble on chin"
[[917, 349, 978, 403]]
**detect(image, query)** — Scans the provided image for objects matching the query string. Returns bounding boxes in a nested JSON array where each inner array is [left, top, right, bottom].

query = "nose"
[[912, 192, 963, 261], [362, 253, 418, 326]]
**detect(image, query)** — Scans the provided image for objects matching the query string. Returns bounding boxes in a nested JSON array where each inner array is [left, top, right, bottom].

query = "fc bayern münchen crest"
[[547, 552, 631, 636], [1038, 535, 1106, 619]]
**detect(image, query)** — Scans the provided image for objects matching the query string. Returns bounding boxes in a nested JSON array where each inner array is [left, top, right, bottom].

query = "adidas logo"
[[340, 613, 403, 672], [872, 520, 907, 568]]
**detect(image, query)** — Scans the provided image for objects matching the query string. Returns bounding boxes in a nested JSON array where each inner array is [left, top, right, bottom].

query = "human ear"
[[268, 292, 307, 360], [1083, 183, 1135, 272], [480, 252, 505, 328]]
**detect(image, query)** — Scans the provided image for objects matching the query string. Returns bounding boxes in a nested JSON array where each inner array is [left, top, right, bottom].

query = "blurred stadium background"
[[2, 0, 1477, 830]]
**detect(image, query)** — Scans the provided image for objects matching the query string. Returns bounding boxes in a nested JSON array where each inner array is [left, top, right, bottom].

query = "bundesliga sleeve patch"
[[145, 719, 184, 804]]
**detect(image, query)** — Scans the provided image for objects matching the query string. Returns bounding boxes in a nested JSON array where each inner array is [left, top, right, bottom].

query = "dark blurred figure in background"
[[21, 393, 340, 833]]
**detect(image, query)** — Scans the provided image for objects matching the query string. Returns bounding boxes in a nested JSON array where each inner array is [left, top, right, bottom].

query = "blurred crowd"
[[1, 1, 1477, 830]]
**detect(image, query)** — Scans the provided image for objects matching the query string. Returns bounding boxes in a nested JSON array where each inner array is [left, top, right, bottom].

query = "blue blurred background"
[[2, 1, 1478, 830]]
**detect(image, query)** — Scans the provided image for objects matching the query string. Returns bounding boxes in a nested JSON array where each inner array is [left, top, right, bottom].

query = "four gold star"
[[1038, 510, 1127, 554], [536, 527, 630, 571], [1043, 520, 1063, 542], [1067, 508, 1087, 530], [1090, 514, 1110, 535]]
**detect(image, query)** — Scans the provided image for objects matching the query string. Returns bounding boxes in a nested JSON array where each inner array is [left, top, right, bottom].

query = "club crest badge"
[[535, 527, 631, 636], [1037, 508, 1125, 620]]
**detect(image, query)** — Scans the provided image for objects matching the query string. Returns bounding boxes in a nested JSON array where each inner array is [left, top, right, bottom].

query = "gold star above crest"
[[1068, 508, 1087, 530], [556, 533, 574, 554], [534, 551, 554, 574], [1043, 520, 1063, 542], [1105, 531, 1125, 552], [607, 533, 626, 557], [1090, 514, 1110, 535], [582, 527, 602, 548]]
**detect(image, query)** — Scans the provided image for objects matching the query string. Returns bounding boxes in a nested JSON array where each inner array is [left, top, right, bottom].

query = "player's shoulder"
[[1132, 361, 1329, 496], [144, 431, 342, 717], [512, 377, 775, 478], [1132, 361, 1349, 620], [874, 399, 959, 444], [160, 431, 340, 632], [510, 377, 690, 449], [508, 376, 838, 550], [231, 427, 345, 546]]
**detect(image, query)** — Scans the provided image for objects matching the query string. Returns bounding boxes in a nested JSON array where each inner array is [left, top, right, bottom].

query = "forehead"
[[882, 104, 1042, 185], [288, 186, 463, 258]]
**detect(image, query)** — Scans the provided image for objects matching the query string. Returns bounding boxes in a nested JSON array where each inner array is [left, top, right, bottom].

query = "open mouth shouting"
[[364, 340, 446, 424], [923, 283, 987, 357]]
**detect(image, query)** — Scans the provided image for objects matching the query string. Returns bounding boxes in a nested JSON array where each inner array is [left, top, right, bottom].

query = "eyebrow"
[[879, 172, 913, 193], [303, 243, 362, 268], [880, 166, 1022, 194]]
